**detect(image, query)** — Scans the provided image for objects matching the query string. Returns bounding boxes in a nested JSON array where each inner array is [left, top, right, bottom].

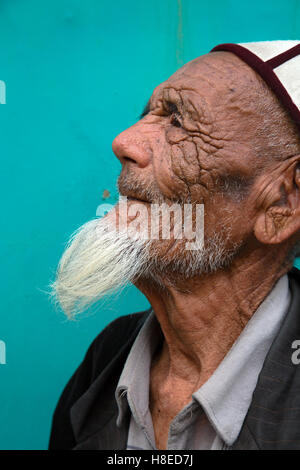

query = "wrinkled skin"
[[112, 51, 300, 449], [114, 52, 261, 262]]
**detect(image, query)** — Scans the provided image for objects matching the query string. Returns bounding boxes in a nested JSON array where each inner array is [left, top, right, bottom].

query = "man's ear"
[[254, 159, 300, 245]]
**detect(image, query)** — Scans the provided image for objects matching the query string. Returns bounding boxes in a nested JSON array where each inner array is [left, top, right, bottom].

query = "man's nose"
[[112, 124, 151, 168]]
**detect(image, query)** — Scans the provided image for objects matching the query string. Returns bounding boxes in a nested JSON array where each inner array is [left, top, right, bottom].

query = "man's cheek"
[[167, 144, 202, 195]]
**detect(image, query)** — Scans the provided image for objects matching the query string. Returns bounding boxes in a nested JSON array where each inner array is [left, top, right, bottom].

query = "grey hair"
[[250, 78, 300, 162], [249, 77, 300, 260]]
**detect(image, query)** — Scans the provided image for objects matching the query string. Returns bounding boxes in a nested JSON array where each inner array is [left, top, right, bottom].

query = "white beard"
[[50, 203, 239, 317], [50, 210, 152, 318]]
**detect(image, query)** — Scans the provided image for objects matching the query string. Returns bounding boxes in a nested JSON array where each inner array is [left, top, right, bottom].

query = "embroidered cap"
[[211, 41, 300, 134]]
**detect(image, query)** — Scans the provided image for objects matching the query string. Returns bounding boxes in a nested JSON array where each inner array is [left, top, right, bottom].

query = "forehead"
[[151, 51, 261, 105]]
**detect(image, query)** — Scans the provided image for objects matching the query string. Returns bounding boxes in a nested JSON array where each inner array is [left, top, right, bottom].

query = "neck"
[[135, 246, 291, 388]]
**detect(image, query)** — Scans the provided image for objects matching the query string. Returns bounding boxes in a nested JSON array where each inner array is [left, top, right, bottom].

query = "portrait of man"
[[48, 40, 300, 450]]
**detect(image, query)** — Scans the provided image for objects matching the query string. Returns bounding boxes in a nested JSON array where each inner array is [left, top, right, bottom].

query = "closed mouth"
[[123, 194, 150, 203]]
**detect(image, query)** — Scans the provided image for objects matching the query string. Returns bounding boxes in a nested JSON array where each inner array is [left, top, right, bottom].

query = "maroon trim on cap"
[[210, 43, 300, 134], [266, 43, 300, 69]]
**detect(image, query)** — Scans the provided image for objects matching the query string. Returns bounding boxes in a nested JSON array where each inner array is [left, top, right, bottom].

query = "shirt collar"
[[193, 274, 291, 445], [115, 274, 290, 445], [115, 309, 162, 428]]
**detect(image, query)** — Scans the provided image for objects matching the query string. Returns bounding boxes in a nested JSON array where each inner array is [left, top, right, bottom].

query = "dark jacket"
[[49, 268, 300, 450]]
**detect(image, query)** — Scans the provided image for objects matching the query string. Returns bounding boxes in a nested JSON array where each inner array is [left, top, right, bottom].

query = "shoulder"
[[49, 308, 151, 449], [288, 267, 300, 298], [289, 266, 300, 283]]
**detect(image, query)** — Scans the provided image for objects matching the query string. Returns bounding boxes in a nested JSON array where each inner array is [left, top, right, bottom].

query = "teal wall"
[[0, 0, 299, 450]]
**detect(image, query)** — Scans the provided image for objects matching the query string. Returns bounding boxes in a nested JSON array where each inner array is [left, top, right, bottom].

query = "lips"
[[122, 194, 150, 203]]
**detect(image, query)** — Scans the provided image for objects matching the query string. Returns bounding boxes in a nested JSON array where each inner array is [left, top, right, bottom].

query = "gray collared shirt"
[[115, 275, 291, 450]]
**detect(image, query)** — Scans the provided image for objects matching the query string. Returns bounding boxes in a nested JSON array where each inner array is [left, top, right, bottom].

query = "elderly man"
[[49, 40, 300, 450]]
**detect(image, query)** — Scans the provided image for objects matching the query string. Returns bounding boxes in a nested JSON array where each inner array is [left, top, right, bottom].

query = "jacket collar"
[[70, 314, 148, 449], [232, 268, 300, 449], [70, 269, 300, 450]]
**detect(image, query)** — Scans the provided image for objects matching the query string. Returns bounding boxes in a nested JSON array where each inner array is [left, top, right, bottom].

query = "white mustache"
[[117, 173, 170, 205]]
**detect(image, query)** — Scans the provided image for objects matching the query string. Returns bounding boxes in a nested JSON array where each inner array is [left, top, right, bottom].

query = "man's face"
[[112, 51, 265, 263], [52, 51, 276, 316]]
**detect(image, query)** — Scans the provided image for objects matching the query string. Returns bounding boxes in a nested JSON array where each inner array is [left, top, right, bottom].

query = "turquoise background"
[[0, 0, 300, 450]]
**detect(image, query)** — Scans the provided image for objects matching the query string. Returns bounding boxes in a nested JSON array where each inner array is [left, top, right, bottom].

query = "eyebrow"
[[139, 100, 151, 119]]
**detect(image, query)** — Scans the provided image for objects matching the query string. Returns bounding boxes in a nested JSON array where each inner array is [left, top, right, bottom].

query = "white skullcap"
[[211, 40, 300, 134]]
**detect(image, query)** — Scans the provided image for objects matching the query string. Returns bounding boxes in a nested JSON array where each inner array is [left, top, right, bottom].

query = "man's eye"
[[170, 113, 182, 128]]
